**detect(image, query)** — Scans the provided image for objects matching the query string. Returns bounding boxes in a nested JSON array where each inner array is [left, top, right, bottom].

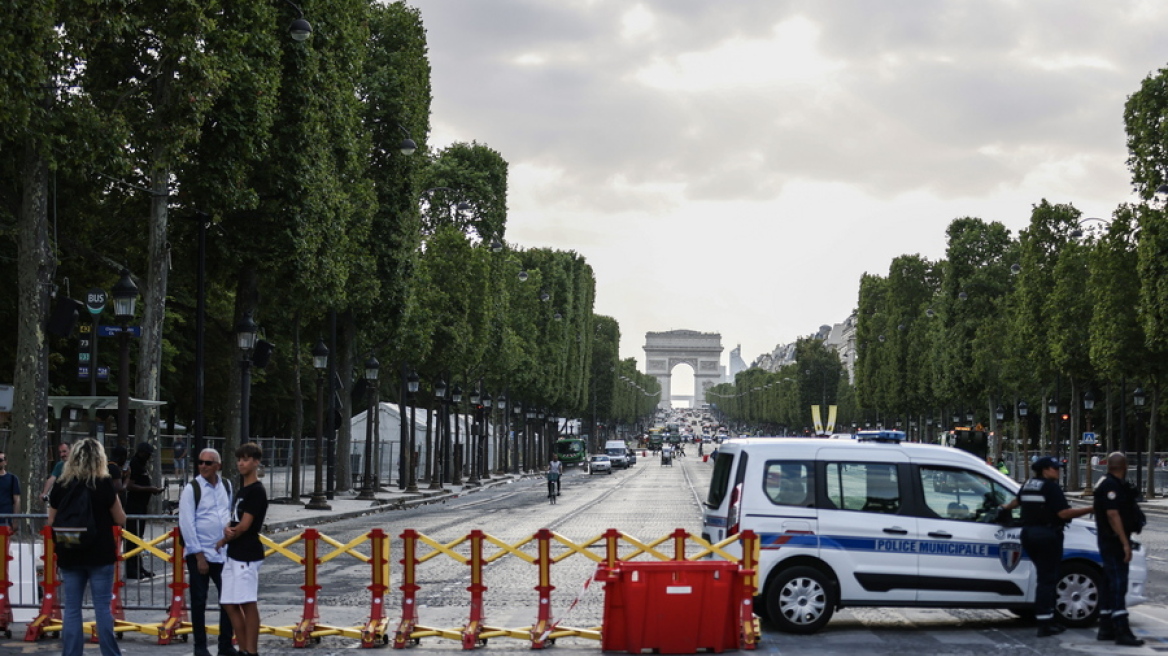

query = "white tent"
[[349, 402, 431, 483]]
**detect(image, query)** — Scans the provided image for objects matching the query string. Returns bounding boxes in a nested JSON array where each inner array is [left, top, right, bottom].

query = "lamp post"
[[406, 369, 420, 492], [995, 404, 1005, 465], [468, 387, 482, 486], [1018, 400, 1029, 482], [235, 311, 259, 445], [511, 401, 522, 474], [1046, 397, 1058, 457], [1134, 387, 1146, 502], [495, 393, 507, 474], [526, 406, 537, 472], [431, 378, 447, 490], [306, 339, 331, 510], [358, 353, 379, 500], [481, 393, 492, 480], [1083, 391, 1096, 495], [451, 384, 463, 485], [112, 270, 138, 446]]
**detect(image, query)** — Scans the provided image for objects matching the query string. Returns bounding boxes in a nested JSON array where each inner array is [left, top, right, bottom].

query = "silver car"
[[588, 455, 613, 475]]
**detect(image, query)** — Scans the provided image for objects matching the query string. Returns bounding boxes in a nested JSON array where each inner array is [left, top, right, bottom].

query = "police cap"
[[1031, 456, 1061, 473]]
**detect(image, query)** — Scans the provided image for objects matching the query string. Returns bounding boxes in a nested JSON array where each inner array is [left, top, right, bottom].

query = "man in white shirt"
[[178, 448, 236, 656]]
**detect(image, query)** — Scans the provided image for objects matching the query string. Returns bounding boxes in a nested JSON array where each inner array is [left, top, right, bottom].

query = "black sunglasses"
[[197, 459, 219, 466]]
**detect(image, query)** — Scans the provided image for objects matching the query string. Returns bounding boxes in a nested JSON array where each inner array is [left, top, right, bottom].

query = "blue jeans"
[[186, 555, 234, 651], [60, 563, 122, 656]]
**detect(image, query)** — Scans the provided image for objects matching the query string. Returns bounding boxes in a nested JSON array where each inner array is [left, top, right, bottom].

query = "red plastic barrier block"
[[602, 561, 741, 654]]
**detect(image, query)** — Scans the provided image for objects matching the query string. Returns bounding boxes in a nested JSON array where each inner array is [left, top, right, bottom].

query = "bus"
[[939, 427, 989, 460], [554, 437, 587, 468]]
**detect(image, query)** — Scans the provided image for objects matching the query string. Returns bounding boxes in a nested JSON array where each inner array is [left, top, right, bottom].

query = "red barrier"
[[362, 528, 390, 647], [156, 527, 187, 644], [24, 526, 60, 641], [0, 525, 13, 637], [293, 528, 321, 647], [393, 529, 421, 649]]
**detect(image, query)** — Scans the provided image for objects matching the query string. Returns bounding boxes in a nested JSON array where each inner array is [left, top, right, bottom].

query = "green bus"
[[554, 437, 587, 467]]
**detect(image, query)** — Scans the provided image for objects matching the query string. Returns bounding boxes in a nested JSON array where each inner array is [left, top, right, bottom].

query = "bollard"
[[157, 526, 187, 644], [293, 528, 321, 647], [361, 529, 390, 648], [529, 529, 555, 649], [462, 530, 486, 649], [24, 526, 60, 641], [393, 529, 420, 649]]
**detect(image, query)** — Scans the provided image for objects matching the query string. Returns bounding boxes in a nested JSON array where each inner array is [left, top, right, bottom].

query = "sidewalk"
[[257, 472, 535, 533]]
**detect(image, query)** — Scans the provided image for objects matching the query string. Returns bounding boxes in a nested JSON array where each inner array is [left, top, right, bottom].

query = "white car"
[[588, 455, 613, 475], [702, 438, 1147, 634]]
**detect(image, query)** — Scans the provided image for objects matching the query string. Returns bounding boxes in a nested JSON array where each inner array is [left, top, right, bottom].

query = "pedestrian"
[[217, 443, 268, 656], [1093, 452, 1146, 646], [0, 451, 21, 527], [40, 442, 70, 501], [172, 436, 188, 479], [547, 455, 562, 497], [125, 442, 164, 579], [107, 446, 128, 505], [1001, 456, 1092, 636], [996, 458, 1009, 476], [47, 437, 126, 656], [179, 448, 236, 656]]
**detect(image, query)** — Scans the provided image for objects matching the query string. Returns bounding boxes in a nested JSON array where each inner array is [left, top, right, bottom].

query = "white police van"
[[702, 435, 1147, 633]]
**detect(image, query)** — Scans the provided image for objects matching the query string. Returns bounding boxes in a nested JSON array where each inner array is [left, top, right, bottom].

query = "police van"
[[702, 437, 1147, 634]]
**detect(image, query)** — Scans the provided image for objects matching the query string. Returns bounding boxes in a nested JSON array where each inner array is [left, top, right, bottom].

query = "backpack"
[[1121, 480, 1147, 535], [53, 482, 99, 551], [178, 476, 231, 547]]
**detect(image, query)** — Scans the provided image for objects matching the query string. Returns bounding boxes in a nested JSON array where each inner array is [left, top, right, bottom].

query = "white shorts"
[[220, 557, 262, 604]]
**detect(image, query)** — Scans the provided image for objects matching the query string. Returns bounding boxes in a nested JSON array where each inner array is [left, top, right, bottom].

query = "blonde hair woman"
[[47, 437, 126, 656]]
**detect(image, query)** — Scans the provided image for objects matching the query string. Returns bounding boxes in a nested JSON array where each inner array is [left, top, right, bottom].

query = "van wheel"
[[1056, 561, 1101, 628], [767, 566, 836, 634]]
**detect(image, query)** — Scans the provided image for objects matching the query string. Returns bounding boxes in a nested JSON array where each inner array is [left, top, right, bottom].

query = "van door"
[[703, 450, 746, 545], [913, 464, 1030, 604], [816, 447, 917, 603]]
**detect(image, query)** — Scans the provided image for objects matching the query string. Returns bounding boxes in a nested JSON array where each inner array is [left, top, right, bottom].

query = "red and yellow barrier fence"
[[14, 523, 759, 650]]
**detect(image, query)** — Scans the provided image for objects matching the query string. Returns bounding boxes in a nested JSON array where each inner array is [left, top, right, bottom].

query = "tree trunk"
[[225, 266, 260, 482], [138, 153, 170, 492], [13, 139, 52, 512]]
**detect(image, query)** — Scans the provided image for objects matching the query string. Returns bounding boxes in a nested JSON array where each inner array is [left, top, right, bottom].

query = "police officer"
[[1093, 452, 1145, 646], [1002, 456, 1092, 636]]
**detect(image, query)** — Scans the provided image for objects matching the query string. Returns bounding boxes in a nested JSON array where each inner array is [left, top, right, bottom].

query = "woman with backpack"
[[47, 437, 126, 656]]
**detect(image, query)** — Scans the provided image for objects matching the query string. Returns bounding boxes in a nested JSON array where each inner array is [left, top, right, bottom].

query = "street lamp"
[[235, 311, 258, 446], [511, 401, 522, 474], [1083, 391, 1096, 495], [357, 353, 379, 500], [526, 406, 537, 472], [480, 392, 492, 481], [306, 339, 331, 510], [468, 387, 482, 485], [431, 378, 447, 489], [112, 270, 138, 447], [1134, 387, 1147, 501], [494, 393, 507, 474], [405, 369, 420, 492], [1017, 400, 1028, 482], [451, 384, 463, 485]]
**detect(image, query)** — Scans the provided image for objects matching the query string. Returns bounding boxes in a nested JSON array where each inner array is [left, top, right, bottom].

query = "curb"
[[263, 475, 534, 534]]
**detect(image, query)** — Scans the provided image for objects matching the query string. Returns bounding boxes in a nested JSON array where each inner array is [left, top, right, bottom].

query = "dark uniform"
[[1016, 461, 1070, 630], [1093, 471, 1144, 645]]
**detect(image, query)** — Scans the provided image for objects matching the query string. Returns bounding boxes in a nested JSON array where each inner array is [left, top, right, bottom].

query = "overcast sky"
[[407, 0, 1166, 395]]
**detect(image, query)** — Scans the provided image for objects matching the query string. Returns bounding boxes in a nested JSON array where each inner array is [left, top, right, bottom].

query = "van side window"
[[763, 461, 814, 507], [706, 452, 735, 507], [824, 462, 900, 514], [918, 466, 1012, 522]]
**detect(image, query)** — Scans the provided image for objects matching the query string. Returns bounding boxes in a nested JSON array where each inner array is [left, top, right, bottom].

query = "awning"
[[47, 396, 166, 420]]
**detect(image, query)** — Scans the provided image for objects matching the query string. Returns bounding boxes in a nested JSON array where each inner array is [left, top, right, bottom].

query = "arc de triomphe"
[[644, 330, 725, 410]]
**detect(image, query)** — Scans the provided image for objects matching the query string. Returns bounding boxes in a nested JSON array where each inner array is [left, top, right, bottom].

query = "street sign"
[[97, 366, 109, 381], [98, 325, 141, 338], [1082, 432, 1097, 445], [86, 288, 107, 315]]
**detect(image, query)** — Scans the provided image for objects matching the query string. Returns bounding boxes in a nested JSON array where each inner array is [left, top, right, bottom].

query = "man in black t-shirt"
[[0, 451, 21, 527], [125, 442, 163, 579], [217, 443, 267, 656], [1093, 452, 1145, 646]]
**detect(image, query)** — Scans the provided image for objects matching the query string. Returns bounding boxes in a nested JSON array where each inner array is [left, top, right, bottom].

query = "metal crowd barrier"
[[0, 517, 760, 650]]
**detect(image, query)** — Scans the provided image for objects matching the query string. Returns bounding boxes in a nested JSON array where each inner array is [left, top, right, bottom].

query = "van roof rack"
[[855, 430, 906, 443]]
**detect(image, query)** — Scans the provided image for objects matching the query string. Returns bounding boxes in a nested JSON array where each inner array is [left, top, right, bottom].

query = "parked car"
[[588, 455, 613, 475], [702, 438, 1147, 634]]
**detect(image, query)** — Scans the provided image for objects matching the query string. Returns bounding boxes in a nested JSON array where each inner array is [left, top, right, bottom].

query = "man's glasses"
[[197, 460, 218, 467]]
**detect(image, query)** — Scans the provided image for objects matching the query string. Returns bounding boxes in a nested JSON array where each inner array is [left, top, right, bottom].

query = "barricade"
[[10, 522, 758, 651]]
